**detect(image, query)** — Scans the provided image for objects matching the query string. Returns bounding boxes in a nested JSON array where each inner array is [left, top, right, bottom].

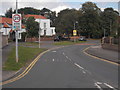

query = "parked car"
[[54, 36, 60, 41], [78, 36, 87, 41], [54, 35, 70, 41]]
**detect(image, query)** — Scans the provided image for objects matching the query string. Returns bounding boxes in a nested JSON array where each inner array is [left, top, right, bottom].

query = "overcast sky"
[[0, 0, 119, 15]]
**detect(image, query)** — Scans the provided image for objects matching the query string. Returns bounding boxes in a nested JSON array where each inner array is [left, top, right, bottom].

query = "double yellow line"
[[83, 47, 119, 66], [1, 47, 61, 86]]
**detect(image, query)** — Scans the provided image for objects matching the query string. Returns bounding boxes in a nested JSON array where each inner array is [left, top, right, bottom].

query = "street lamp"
[[104, 29, 106, 38], [38, 19, 42, 48], [73, 21, 78, 42], [15, 0, 19, 63], [74, 21, 78, 30]]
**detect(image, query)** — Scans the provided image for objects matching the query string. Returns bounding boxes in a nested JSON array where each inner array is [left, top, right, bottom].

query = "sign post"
[[12, 0, 21, 63], [73, 30, 77, 42]]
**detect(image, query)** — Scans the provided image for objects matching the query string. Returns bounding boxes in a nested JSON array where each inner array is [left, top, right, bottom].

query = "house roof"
[[0, 17, 25, 29], [0, 17, 12, 24], [24, 14, 47, 19], [22, 25, 26, 29], [3, 23, 10, 28]]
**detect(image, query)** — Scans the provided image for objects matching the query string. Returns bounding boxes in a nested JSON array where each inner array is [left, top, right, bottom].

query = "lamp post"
[[38, 19, 42, 48], [15, 0, 19, 63], [73, 21, 78, 42], [104, 29, 106, 38]]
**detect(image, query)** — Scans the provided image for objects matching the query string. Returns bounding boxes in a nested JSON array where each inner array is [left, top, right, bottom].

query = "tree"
[[5, 8, 12, 18], [55, 9, 82, 37], [26, 17, 39, 38], [101, 8, 119, 37], [40, 8, 57, 26], [17, 7, 40, 15], [80, 2, 102, 38]]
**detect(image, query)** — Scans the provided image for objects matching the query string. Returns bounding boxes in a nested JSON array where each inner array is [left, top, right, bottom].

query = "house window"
[[51, 29, 53, 34], [44, 30, 46, 36], [44, 23, 46, 28], [19, 33, 21, 39]]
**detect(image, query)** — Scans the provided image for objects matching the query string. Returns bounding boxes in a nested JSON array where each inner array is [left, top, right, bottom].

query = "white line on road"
[[63, 52, 65, 55], [96, 82, 102, 85], [52, 51, 57, 52], [104, 83, 117, 90], [94, 83, 103, 90], [66, 56, 69, 59], [52, 59, 55, 62], [82, 71, 86, 74], [69, 58, 72, 61], [74, 63, 84, 69]]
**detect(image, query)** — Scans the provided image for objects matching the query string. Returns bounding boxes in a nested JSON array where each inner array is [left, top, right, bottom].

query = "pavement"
[[2, 40, 119, 89], [86, 45, 119, 63]]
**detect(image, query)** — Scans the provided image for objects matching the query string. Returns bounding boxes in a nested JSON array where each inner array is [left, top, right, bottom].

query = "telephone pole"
[[15, 0, 19, 63]]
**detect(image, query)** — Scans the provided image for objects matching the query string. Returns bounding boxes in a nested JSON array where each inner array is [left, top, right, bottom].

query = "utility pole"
[[73, 21, 78, 42], [15, 0, 18, 63], [104, 29, 106, 38], [39, 19, 41, 48], [73, 22, 76, 42], [110, 20, 112, 36]]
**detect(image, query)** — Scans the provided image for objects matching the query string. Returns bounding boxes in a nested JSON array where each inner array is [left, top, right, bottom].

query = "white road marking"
[[94, 83, 103, 90], [82, 71, 86, 74], [96, 82, 102, 85], [66, 56, 69, 59], [74, 63, 84, 69], [52, 51, 56, 52], [69, 58, 72, 61], [63, 52, 65, 55], [15, 68, 22, 74], [104, 83, 116, 90], [52, 59, 55, 62]]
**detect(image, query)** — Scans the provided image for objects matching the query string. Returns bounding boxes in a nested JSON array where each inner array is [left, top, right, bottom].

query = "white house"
[[0, 17, 26, 39], [24, 14, 56, 36]]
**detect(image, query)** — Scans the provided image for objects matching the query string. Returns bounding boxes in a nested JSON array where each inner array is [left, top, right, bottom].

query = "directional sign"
[[73, 30, 77, 36], [12, 14, 21, 31]]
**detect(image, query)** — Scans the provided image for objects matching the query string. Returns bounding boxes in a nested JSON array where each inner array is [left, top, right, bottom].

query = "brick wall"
[[25, 37, 54, 42], [0, 32, 8, 48], [0, 33, 2, 49], [2, 35, 8, 47], [101, 37, 119, 51]]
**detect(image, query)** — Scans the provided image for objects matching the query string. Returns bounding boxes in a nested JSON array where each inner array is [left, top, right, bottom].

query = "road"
[[3, 40, 118, 89]]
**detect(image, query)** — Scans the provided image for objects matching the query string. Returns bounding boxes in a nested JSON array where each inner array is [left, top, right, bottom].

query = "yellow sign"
[[73, 30, 77, 36]]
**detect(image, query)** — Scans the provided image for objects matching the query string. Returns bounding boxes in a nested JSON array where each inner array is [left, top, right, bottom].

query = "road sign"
[[73, 30, 77, 36], [12, 14, 21, 31]]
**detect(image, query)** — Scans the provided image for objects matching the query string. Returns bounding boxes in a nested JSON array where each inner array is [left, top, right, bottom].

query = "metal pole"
[[15, 0, 18, 63], [74, 22, 75, 42], [110, 20, 112, 36], [39, 19, 40, 48], [104, 29, 105, 38]]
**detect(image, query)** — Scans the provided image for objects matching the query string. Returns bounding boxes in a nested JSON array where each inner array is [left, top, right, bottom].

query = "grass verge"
[[54, 41, 86, 45], [3, 46, 47, 71], [19, 42, 39, 46]]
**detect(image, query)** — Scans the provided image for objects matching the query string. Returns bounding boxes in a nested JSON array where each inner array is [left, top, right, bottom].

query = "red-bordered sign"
[[13, 14, 21, 22], [12, 14, 22, 31]]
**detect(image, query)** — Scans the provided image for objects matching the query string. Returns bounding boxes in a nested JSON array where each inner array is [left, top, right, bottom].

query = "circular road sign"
[[13, 14, 21, 22]]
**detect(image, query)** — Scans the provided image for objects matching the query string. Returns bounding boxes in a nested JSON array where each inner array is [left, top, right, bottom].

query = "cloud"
[[52, 5, 72, 13], [100, 8, 118, 11], [0, 0, 119, 15]]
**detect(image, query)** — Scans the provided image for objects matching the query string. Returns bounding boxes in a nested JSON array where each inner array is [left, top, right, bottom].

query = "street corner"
[[83, 46, 119, 66]]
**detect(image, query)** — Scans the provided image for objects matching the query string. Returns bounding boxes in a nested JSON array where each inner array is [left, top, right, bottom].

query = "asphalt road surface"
[[3, 40, 118, 89]]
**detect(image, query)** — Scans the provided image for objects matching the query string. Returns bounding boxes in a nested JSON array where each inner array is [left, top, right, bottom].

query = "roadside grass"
[[54, 41, 86, 45], [19, 42, 39, 46], [3, 46, 47, 71]]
